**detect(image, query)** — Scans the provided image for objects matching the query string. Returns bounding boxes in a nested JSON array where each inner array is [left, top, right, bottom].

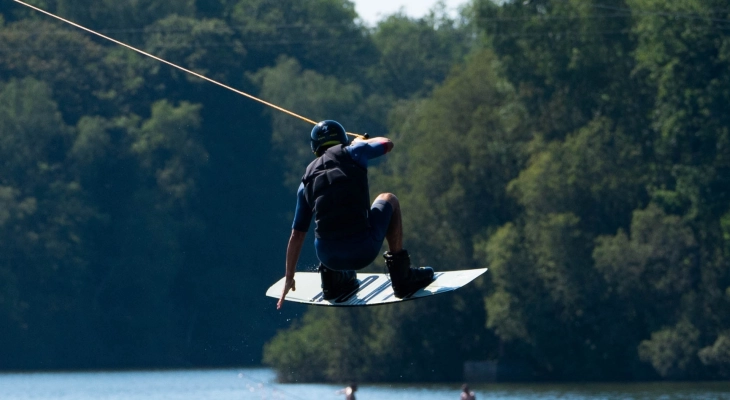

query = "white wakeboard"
[[267, 268, 487, 307]]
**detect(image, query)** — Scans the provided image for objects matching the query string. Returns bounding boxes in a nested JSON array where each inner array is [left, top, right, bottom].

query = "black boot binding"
[[319, 264, 359, 300], [383, 250, 434, 298]]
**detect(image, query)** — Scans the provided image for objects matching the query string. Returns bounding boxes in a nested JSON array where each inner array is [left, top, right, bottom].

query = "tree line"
[[0, 0, 728, 382], [264, 0, 730, 382], [0, 0, 471, 370]]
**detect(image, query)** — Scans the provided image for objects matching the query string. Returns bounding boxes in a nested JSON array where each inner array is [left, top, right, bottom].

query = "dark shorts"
[[314, 199, 393, 271]]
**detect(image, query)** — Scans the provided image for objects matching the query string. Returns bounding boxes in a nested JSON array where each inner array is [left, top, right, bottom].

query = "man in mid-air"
[[277, 120, 433, 309]]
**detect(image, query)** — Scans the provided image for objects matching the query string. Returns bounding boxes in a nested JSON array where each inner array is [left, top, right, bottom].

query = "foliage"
[[0, 78, 97, 367], [469, 0, 730, 381], [144, 16, 245, 86], [230, 0, 375, 79], [368, 10, 475, 98], [2, 0, 730, 382], [638, 320, 702, 379]]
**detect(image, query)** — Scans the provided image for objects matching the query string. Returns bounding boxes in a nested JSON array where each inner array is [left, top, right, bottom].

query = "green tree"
[[470, 0, 655, 380], [367, 9, 475, 99], [131, 100, 208, 207], [594, 205, 702, 378], [84, 101, 208, 367], [55, 0, 196, 43], [627, 0, 730, 378], [699, 333, 730, 377], [0, 78, 98, 368], [0, 20, 127, 122], [230, 0, 376, 78], [144, 15, 245, 92], [638, 320, 702, 379], [478, 0, 648, 141]]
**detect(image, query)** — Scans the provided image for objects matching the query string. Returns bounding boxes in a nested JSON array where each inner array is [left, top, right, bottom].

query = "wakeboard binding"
[[383, 249, 434, 298], [319, 263, 359, 300]]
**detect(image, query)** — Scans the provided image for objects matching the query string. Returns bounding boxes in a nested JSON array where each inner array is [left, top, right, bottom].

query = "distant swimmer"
[[461, 383, 476, 400], [277, 120, 434, 309], [336, 383, 357, 400]]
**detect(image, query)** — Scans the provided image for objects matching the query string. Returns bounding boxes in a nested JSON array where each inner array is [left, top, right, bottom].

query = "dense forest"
[[1, 0, 729, 383]]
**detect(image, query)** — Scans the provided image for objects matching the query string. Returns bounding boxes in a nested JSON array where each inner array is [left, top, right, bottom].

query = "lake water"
[[1, 368, 729, 400]]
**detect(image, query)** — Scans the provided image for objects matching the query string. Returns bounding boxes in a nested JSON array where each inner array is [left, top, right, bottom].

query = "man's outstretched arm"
[[352, 136, 394, 153], [277, 229, 307, 309]]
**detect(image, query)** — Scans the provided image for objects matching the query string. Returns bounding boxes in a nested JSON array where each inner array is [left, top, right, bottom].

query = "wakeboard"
[[267, 268, 487, 307]]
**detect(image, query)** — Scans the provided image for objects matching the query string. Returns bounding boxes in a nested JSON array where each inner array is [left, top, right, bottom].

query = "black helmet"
[[310, 120, 348, 156]]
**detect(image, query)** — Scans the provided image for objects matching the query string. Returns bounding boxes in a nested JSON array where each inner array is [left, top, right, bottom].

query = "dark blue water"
[[1, 368, 728, 400]]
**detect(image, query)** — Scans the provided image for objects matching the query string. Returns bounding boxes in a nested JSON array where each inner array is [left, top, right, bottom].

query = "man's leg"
[[375, 193, 402, 252], [375, 193, 434, 298]]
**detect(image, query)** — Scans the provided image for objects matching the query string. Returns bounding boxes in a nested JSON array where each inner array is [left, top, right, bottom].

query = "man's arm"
[[345, 137, 393, 167], [352, 136, 394, 153], [277, 229, 307, 309]]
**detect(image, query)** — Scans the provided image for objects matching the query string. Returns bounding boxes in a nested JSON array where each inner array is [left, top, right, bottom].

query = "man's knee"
[[376, 193, 399, 209]]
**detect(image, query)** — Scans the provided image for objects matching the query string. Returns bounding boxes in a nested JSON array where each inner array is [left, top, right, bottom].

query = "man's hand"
[[279, 229, 306, 310], [277, 277, 296, 309]]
